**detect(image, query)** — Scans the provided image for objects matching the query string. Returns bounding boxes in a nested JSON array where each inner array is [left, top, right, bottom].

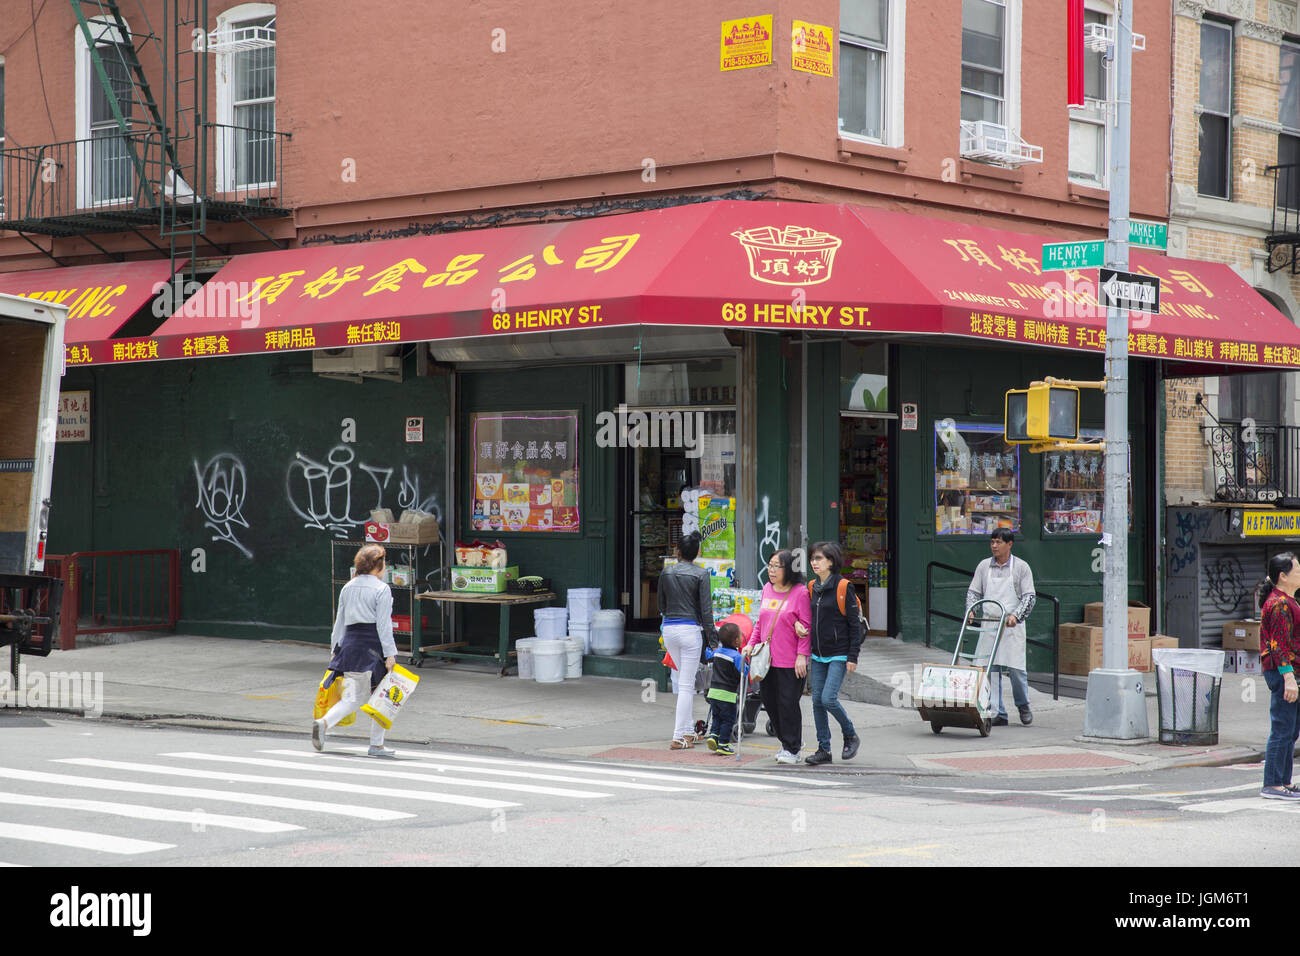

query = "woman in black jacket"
[[797, 541, 864, 765], [657, 531, 715, 749]]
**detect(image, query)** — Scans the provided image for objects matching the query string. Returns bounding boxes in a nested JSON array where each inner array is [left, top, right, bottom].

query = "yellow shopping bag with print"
[[361, 664, 420, 730], [313, 670, 355, 727]]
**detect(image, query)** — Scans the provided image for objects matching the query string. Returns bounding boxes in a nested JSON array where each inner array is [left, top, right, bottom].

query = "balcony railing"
[[1266, 163, 1300, 273], [1202, 422, 1300, 503], [0, 123, 290, 236]]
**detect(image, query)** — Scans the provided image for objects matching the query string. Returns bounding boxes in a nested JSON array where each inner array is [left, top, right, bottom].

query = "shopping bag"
[[361, 664, 421, 730], [314, 670, 355, 727]]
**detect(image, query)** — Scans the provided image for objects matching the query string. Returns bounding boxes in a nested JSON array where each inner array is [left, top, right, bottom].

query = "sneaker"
[[1261, 786, 1300, 800], [367, 745, 397, 758], [993, 715, 1010, 727], [775, 750, 802, 765], [842, 734, 861, 761], [670, 739, 693, 750], [715, 742, 736, 756], [706, 736, 719, 752], [805, 749, 833, 766], [1019, 706, 1033, 726], [311, 718, 325, 752]]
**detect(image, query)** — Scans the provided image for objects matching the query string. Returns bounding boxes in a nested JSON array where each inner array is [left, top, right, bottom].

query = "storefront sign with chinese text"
[[470, 411, 580, 533], [57, 391, 91, 443]]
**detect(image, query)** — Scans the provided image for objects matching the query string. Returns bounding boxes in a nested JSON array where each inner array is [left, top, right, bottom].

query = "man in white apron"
[[966, 529, 1037, 726]]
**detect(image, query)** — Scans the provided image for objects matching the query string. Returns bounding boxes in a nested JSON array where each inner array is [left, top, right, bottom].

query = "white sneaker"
[[775, 750, 801, 765]]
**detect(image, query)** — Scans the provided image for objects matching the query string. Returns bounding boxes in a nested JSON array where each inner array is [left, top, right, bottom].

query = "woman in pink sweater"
[[745, 550, 811, 764]]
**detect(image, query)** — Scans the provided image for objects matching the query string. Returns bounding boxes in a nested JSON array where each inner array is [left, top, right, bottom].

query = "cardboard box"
[[1083, 601, 1150, 641], [1127, 637, 1151, 673], [1148, 635, 1179, 671], [450, 566, 519, 593], [1229, 649, 1262, 676], [367, 514, 439, 545], [1058, 623, 1105, 676], [1222, 621, 1261, 652]]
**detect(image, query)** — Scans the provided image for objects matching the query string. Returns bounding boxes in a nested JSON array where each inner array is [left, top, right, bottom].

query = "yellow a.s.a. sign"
[[1242, 511, 1300, 536]]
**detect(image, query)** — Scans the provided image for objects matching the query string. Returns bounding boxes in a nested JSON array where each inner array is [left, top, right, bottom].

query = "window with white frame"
[[214, 4, 276, 192], [1198, 17, 1232, 199], [74, 19, 136, 207], [1068, 7, 1110, 186], [961, 0, 1005, 125], [1278, 38, 1300, 209], [839, 1, 890, 141]]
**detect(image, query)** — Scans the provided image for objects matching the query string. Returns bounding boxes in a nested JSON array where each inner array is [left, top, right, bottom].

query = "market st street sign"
[[1099, 268, 1160, 314], [1129, 220, 1168, 250]]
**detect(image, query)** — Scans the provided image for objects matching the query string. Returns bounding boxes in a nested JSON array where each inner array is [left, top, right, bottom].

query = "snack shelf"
[[330, 538, 448, 666]]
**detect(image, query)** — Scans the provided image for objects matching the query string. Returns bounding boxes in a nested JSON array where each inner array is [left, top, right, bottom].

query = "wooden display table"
[[414, 590, 556, 674]]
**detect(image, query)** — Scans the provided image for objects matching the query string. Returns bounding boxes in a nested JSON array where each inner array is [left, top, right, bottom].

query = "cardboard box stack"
[[1059, 602, 1160, 674]]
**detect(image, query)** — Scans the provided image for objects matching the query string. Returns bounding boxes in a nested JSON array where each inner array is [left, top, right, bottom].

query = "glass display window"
[[470, 410, 580, 534], [934, 419, 1019, 536], [1042, 428, 1132, 535]]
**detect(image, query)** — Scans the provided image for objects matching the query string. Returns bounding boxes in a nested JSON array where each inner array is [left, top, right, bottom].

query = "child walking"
[[705, 621, 746, 757]]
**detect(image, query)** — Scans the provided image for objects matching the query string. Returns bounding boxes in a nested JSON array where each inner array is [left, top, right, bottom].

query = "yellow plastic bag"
[[313, 669, 355, 727]]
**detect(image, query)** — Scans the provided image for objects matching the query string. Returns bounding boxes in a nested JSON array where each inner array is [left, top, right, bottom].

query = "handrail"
[[926, 560, 1060, 700]]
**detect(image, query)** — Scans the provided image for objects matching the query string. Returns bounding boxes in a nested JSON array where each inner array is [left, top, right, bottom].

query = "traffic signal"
[[1004, 384, 1079, 443]]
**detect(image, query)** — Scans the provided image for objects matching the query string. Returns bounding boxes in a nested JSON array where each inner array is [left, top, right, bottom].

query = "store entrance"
[[838, 414, 890, 635]]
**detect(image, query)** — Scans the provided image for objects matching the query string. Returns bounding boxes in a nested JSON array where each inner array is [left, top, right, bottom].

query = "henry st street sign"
[[1042, 240, 1105, 271]]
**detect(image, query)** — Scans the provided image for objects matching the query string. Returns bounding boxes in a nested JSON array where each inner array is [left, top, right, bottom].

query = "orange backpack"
[[807, 578, 853, 617]]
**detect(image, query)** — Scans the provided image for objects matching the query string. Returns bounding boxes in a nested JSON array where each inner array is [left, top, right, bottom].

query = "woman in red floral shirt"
[[1257, 552, 1300, 800]]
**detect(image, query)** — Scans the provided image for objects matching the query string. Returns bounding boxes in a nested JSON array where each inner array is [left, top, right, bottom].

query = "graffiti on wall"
[[194, 454, 253, 559], [286, 444, 443, 538], [756, 494, 804, 585], [1205, 553, 1250, 615], [1168, 509, 1213, 575]]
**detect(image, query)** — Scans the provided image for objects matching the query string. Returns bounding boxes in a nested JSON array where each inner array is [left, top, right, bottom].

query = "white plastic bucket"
[[563, 639, 583, 678], [515, 638, 538, 679], [589, 609, 625, 657], [567, 588, 602, 624], [533, 607, 569, 641], [533, 640, 567, 683], [568, 621, 591, 655]]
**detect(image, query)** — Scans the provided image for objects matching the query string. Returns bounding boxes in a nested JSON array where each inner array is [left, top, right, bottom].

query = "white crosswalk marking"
[[57, 758, 521, 810], [0, 765, 414, 821], [0, 790, 300, 833], [0, 822, 173, 855], [1180, 797, 1300, 815]]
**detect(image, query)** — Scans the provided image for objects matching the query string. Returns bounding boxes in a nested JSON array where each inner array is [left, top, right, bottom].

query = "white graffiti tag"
[[286, 446, 444, 537], [757, 494, 803, 585], [194, 454, 252, 558]]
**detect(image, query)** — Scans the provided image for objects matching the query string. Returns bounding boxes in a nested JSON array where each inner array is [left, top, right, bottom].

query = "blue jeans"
[[1263, 669, 1300, 788], [709, 699, 737, 743], [809, 658, 856, 752], [990, 666, 1030, 719]]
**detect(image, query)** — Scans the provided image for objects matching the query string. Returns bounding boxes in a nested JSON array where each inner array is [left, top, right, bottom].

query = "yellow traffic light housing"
[[1004, 384, 1080, 444]]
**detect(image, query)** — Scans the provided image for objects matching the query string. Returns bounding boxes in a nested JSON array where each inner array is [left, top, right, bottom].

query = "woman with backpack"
[[796, 541, 864, 765]]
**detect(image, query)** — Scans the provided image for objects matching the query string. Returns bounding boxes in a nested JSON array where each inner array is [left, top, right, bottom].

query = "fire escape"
[[1266, 163, 1300, 274], [0, 1, 291, 283]]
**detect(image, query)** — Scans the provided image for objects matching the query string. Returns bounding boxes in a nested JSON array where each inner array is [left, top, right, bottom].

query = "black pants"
[[760, 666, 806, 753]]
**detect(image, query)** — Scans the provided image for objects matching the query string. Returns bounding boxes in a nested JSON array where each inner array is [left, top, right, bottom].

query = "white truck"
[[0, 291, 67, 678]]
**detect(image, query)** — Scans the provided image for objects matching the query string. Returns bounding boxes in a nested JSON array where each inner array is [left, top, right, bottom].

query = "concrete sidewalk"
[[0, 633, 1282, 779]]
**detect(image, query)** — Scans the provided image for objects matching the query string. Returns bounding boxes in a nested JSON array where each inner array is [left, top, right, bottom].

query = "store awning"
[[100, 200, 1300, 370], [0, 259, 184, 366]]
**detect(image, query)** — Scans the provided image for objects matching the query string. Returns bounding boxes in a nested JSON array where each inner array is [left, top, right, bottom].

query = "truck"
[[0, 291, 67, 680]]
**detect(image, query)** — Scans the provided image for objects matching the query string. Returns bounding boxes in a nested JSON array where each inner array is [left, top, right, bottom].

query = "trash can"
[[1152, 648, 1225, 746]]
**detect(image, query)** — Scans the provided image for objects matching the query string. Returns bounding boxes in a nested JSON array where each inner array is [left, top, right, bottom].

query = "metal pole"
[[1083, 0, 1149, 740]]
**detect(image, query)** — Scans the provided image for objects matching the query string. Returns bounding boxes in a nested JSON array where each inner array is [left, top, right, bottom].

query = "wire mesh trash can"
[[1153, 648, 1225, 746]]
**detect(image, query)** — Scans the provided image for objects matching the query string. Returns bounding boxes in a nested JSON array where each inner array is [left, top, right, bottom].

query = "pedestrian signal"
[[1004, 384, 1079, 444]]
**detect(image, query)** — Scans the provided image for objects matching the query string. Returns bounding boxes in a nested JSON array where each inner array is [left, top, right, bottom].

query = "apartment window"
[[1198, 18, 1232, 199], [961, 0, 1005, 124], [839, 0, 889, 141], [1068, 8, 1109, 186], [1279, 40, 1300, 208], [215, 4, 276, 191], [75, 20, 136, 207]]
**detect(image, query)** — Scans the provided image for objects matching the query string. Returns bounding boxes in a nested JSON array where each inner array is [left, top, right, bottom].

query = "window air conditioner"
[[311, 345, 403, 382], [959, 121, 1044, 167]]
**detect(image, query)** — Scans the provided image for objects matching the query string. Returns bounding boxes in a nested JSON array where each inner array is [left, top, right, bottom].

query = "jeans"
[[759, 666, 805, 754], [662, 624, 702, 741], [1263, 669, 1300, 788], [709, 700, 737, 743], [322, 671, 386, 747], [809, 658, 855, 752], [989, 665, 1030, 719]]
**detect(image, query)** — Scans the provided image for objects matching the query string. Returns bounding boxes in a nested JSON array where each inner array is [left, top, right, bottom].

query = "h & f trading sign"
[[1242, 511, 1300, 536]]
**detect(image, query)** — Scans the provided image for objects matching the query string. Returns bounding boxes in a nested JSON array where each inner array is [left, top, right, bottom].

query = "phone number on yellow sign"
[[490, 304, 604, 332], [721, 303, 870, 326]]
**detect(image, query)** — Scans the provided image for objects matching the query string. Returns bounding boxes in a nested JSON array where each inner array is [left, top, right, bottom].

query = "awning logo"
[[733, 226, 843, 285]]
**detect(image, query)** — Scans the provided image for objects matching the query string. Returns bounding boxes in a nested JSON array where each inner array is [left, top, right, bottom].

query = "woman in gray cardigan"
[[658, 531, 716, 749]]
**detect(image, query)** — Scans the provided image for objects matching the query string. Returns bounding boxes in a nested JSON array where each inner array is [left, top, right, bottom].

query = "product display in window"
[[934, 420, 1020, 535], [1042, 430, 1131, 535]]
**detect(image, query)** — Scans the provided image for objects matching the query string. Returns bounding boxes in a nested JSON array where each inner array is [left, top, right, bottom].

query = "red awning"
[[0, 259, 183, 367], [126, 201, 1300, 369]]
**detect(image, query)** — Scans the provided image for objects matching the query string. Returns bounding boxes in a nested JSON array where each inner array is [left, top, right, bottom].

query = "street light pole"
[[1082, 0, 1150, 740]]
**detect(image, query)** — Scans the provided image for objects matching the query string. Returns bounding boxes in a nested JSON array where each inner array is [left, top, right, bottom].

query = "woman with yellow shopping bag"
[[313, 544, 399, 757]]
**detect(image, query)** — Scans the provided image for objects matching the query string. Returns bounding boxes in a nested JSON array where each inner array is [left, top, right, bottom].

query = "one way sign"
[[1098, 268, 1160, 314]]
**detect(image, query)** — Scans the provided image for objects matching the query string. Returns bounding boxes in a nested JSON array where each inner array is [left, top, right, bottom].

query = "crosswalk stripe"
[[57, 758, 521, 811], [0, 766, 413, 821], [0, 822, 173, 855], [0, 790, 301, 834], [594, 760, 851, 788], [257, 750, 694, 793], [1180, 797, 1300, 814], [161, 753, 613, 800]]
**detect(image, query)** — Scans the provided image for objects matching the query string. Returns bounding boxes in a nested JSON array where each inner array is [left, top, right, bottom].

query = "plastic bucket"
[[567, 587, 602, 623], [515, 638, 538, 680], [533, 640, 567, 683], [589, 609, 625, 657], [568, 621, 591, 655], [564, 639, 583, 678], [533, 607, 569, 641]]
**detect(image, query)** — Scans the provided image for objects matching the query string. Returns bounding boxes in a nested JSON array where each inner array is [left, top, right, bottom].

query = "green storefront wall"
[[805, 340, 1154, 670]]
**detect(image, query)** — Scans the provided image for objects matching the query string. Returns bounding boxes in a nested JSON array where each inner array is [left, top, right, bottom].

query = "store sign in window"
[[934, 420, 1019, 535], [1043, 429, 1131, 535], [470, 411, 580, 533]]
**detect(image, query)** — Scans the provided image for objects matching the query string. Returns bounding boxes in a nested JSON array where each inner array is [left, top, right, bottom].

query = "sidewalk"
[[1, 633, 1281, 778]]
